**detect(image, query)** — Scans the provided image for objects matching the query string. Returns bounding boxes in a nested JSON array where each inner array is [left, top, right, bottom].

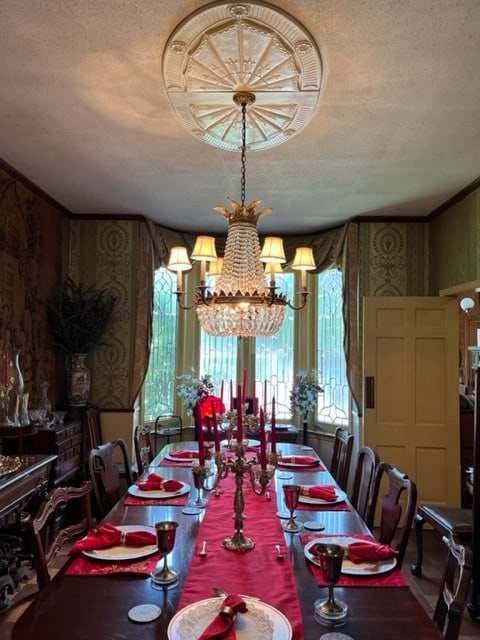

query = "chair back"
[[133, 424, 153, 476], [366, 461, 417, 568], [350, 446, 379, 521], [83, 406, 103, 452], [330, 427, 354, 491], [433, 534, 473, 640], [29, 481, 94, 589], [87, 439, 134, 520]]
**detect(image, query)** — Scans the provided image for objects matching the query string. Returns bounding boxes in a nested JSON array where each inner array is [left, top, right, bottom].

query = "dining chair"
[[153, 414, 183, 455], [349, 445, 379, 521], [87, 439, 134, 521], [330, 427, 354, 491], [83, 405, 103, 452], [133, 424, 153, 477], [433, 534, 473, 640], [365, 461, 417, 569], [29, 481, 94, 589]]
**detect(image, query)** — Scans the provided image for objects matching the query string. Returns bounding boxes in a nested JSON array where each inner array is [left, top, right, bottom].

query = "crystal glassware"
[[282, 484, 302, 532], [314, 543, 349, 626], [150, 521, 179, 587]]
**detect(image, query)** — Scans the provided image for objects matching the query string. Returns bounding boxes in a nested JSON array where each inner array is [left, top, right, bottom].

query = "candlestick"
[[211, 399, 220, 453], [236, 384, 243, 443], [195, 404, 206, 465], [270, 396, 277, 454], [259, 409, 267, 469]]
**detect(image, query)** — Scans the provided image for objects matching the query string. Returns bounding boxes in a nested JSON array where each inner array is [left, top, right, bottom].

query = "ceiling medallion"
[[163, 1, 322, 152]]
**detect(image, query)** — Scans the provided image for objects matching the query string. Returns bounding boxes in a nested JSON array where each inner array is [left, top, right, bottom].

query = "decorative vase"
[[68, 353, 91, 407], [5, 350, 24, 426]]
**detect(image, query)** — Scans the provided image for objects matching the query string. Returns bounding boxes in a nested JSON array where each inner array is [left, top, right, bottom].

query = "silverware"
[[199, 540, 207, 557], [213, 587, 260, 600], [275, 544, 285, 561]]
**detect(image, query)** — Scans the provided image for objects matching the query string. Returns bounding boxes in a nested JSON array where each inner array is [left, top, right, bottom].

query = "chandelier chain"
[[240, 101, 247, 207]]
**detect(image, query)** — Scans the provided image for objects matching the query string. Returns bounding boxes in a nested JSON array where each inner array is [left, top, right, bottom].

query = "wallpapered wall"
[[1, 163, 479, 412]]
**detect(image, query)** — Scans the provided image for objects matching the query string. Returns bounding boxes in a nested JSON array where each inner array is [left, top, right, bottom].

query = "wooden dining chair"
[[133, 424, 153, 476], [87, 439, 134, 521], [349, 445, 379, 521], [330, 427, 354, 491], [83, 405, 103, 452], [433, 534, 473, 640], [29, 481, 94, 589], [365, 461, 417, 569]]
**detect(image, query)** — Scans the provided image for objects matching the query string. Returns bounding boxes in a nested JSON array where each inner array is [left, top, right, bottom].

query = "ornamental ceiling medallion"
[[163, 1, 322, 151]]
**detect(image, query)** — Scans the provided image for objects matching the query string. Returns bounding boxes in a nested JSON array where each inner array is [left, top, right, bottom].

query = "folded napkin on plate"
[[279, 455, 318, 465], [136, 472, 183, 492], [69, 522, 156, 555], [198, 594, 248, 640], [300, 485, 337, 501], [169, 450, 199, 459], [347, 541, 398, 563]]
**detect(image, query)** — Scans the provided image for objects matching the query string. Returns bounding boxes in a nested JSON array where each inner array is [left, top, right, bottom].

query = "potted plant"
[[45, 277, 117, 406]]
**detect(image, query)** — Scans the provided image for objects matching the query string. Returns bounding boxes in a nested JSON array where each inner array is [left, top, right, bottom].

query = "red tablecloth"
[[177, 474, 304, 639]]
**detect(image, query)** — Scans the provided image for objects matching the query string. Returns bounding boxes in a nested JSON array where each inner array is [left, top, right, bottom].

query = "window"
[[143, 268, 177, 421], [255, 272, 295, 419], [316, 268, 349, 426], [200, 331, 237, 407]]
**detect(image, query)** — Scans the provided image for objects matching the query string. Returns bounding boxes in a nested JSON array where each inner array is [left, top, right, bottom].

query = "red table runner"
[[300, 533, 409, 587], [177, 474, 304, 639]]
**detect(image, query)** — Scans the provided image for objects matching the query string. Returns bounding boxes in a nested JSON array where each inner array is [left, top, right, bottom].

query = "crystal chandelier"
[[167, 92, 315, 338]]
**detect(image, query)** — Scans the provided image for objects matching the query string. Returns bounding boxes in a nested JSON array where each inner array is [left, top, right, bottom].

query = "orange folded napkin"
[[198, 594, 248, 640], [300, 485, 337, 501], [136, 472, 183, 492], [279, 455, 318, 465], [169, 450, 199, 459], [69, 522, 156, 555], [347, 541, 398, 563]]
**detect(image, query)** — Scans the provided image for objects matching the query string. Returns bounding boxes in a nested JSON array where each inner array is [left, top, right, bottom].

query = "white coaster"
[[301, 446, 314, 451], [128, 604, 161, 623], [303, 521, 326, 531]]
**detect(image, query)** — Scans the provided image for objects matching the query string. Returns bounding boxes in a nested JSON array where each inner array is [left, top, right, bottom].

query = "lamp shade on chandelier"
[[167, 92, 315, 338]]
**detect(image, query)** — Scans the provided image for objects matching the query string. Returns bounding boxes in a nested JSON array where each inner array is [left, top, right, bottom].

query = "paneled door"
[[363, 296, 460, 507]]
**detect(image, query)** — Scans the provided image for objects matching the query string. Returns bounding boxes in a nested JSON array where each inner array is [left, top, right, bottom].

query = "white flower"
[[176, 371, 214, 416], [290, 370, 322, 417]]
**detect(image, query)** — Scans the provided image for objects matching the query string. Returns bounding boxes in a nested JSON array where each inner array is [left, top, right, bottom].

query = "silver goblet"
[[150, 521, 179, 587], [313, 543, 349, 626]]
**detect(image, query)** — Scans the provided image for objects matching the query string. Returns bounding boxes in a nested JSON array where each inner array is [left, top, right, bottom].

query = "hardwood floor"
[[1, 530, 479, 639]]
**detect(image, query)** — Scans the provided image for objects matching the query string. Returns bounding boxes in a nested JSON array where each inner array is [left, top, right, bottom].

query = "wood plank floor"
[[1, 530, 479, 639]]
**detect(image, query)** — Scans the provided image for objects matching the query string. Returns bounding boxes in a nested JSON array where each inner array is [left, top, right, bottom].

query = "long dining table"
[[11, 441, 442, 640]]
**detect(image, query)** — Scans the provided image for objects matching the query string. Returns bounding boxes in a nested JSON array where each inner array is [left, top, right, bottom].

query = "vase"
[[68, 353, 91, 407], [5, 350, 24, 426]]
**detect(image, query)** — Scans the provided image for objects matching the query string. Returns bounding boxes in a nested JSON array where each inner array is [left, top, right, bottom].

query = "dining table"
[[11, 441, 442, 640]]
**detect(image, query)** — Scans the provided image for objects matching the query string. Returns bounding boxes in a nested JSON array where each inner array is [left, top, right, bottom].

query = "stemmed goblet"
[[313, 543, 349, 626], [150, 521, 179, 588], [282, 484, 302, 532], [182, 461, 214, 515]]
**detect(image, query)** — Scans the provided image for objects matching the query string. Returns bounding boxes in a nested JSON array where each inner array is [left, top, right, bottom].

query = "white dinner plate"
[[82, 525, 157, 561], [128, 481, 190, 499], [298, 488, 347, 505], [165, 451, 199, 462], [304, 536, 397, 576], [167, 597, 292, 640]]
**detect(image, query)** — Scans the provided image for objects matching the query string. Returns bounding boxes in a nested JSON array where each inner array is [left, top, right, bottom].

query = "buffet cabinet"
[[33, 418, 83, 485]]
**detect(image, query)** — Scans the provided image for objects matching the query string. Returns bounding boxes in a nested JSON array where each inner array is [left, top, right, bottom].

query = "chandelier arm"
[[196, 283, 214, 306], [174, 290, 196, 311], [286, 291, 310, 311]]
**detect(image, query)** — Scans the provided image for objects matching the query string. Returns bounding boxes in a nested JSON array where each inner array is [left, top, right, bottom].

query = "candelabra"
[[214, 440, 276, 552]]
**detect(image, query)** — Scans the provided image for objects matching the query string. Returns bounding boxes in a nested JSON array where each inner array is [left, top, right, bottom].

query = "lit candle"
[[230, 379, 233, 411], [259, 409, 267, 469], [270, 396, 276, 454], [195, 403, 205, 465], [211, 398, 220, 453], [237, 384, 243, 443]]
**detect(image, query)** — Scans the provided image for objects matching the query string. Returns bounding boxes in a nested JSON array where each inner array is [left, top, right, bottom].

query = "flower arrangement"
[[197, 395, 226, 424], [176, 371, 215, 416], [290, 370, 322, 417]]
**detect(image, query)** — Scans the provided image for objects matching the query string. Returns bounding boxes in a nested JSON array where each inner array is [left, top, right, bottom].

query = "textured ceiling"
[[1, 0, 479, 235]]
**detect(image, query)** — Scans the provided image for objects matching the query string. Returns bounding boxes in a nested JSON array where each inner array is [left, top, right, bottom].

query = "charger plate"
[[128, 482, 190, 499], [167, 597, 292, 640], [304, 536, 397, 576]]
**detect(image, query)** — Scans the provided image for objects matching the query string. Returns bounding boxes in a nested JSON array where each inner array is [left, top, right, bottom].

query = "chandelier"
[[167, 92, 316, 338]]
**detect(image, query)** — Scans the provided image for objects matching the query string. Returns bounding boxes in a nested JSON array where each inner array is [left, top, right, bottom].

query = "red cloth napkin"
[[169, 450, 199, 459], [198, 594, 248, 640], [279, 455, 318, 465], [69, 522, 156, 555], [300, 484, 337, 501], [136, 472, 183, 492], [347, 541, 398, 563]]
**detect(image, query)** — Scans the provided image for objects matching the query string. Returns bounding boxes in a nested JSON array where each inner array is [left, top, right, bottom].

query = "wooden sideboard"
[[33, 419, 83, 485]]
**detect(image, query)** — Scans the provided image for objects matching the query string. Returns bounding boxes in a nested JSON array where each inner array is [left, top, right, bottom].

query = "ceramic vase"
[[68, 353, 91, 407]]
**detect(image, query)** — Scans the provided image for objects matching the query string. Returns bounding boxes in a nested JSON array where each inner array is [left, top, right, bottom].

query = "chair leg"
[[410, 512, 426, 576]]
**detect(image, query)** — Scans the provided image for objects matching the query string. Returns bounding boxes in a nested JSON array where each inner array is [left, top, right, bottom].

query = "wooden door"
[[363, 296, 460, 507]]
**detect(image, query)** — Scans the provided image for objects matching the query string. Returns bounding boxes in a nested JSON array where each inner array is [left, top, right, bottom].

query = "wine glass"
[[150, 521, 179, 588], [182, 462, 213, 515], [282, 484, 302, 532], [313, 543, 349, 626]]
